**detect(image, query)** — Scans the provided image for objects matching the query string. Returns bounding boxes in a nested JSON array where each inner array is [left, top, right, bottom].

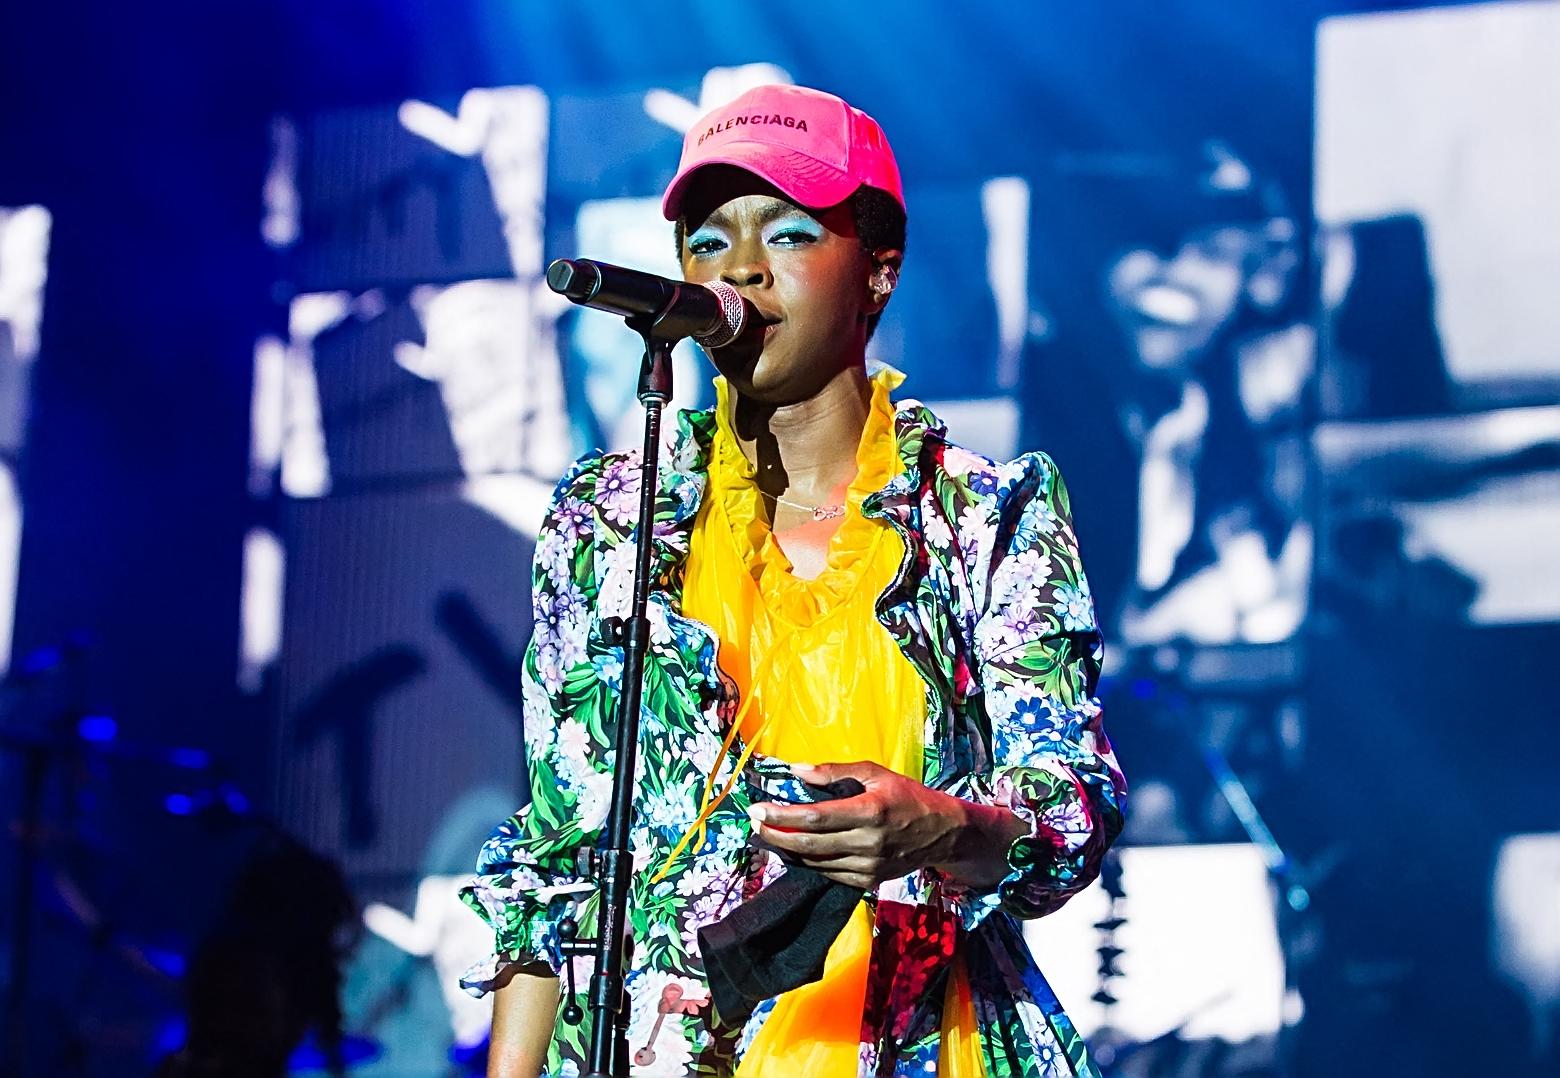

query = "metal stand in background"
[[553, 318, 675, 1078], [2, 728, 49, 1078], [1, 642, 89, 1078], [1, 646, 260, 1078], [1165, 662, 1318, 1077], [1197, 734, 1315, 1072], [1089, 644, 1319, 1078]]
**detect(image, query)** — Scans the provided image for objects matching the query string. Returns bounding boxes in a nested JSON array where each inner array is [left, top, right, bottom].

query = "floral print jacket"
[[460, 391, 1126, 1078]]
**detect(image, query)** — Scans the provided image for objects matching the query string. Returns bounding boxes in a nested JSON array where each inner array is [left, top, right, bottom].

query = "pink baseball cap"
[[661, 84, 904, 221]]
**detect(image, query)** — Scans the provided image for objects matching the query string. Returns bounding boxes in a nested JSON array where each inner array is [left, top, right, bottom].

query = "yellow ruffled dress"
[[679, 369, 984, 1078]]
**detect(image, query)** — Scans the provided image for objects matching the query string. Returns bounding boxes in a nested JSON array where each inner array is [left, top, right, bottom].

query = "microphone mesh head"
[[693, 282, 747, 349]]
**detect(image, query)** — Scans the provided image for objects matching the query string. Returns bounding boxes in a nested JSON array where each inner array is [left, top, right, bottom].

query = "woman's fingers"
[[775, 850, 880, 889], [813, 868, 877, 889], [747, 765, 950, 888], [752, 820, 870, 859], [790, 760, 889, 785], [751, 794, 885, 834]]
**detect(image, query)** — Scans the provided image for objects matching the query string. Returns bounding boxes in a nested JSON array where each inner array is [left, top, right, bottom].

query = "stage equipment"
[[542, 258, 748, 1078], [1025, 843, 1287, 1055], [546, 259, 748, 350], [0, 640, 282, 1076]]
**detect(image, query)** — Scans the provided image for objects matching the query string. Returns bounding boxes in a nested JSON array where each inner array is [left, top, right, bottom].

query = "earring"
[[871, 265, 899, 299]]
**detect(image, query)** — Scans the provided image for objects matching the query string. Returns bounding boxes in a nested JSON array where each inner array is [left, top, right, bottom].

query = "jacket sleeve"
[[963, 451, 1126, 923], [458, 457, 612, 995]]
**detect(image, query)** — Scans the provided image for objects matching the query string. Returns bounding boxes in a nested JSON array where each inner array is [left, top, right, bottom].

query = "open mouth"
[[745, 305, 782, 345], [1128, 283, 1202, 327], [712, 307, 780, 363], [750, 303, 782, 328]]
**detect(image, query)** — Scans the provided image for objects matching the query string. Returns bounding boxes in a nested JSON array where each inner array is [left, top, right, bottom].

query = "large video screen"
[[0, 204, 51, 676], [1313, 1, 1560, 628]]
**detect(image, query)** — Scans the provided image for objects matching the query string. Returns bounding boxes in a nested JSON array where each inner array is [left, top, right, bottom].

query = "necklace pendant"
[[812, 504, 845, 522]]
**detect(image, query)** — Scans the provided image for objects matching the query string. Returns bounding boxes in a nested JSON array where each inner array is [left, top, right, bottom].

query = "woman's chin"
[[710, 336, 855, 405], [711, 345, 793, 400], [704, 332, 762, 383], [730, 364, 814, 406]]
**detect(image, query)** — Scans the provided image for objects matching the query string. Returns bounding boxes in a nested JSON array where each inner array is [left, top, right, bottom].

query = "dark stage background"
[[1, 2, 1556, 1076]]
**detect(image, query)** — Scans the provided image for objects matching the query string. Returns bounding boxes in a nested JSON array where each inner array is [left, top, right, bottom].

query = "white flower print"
[[1040, 798, 1091, 847], [537, 527, 573, 587], [1028, 500, 1060, 537], [712, 823, 747, 858], [551, 588, 588, 646], [646, 601, 675, 649], [673, 861, 720, 898], [597, 541, 638, 620], [508, 864, 545, 894], [976, 600, 1044, 657], [1052, 581, 1095, 633], [521, 675, 553, 756], [556, 630, 587, 671], [957, 503, 996, 564], [996, 458, 1031, 491], [535, 643, 566, 695], [684, 727, 723, 775], [974, 614, 1014, 658], [592, 649, 623, 691], [574, 770, 613, 833], [923, 511, 954, 550], [668, 427, 702, 474], [645, 786, 696, 837], [556, 718, 590, 763], [1034, 1038, 1064, 1077], [989, 547, 1054, 608], [942, 444, 986, 478]]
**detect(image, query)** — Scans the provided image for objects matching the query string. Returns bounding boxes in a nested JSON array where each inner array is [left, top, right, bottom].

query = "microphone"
[[546, 258, 749, 348]]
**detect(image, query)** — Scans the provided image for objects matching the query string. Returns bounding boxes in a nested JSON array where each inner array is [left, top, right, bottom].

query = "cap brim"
[[661, 143, 861, 221]]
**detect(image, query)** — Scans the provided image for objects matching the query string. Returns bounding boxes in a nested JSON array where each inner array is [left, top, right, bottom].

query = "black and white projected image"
[[0, 204, 50, 676], [1314, 0, 1560, 629], [1304, 5, 1560, 1073], [1103, 151, 1312, 651]]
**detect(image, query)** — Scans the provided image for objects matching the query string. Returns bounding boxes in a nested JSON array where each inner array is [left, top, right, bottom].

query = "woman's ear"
[[866, 248, 904, 314]]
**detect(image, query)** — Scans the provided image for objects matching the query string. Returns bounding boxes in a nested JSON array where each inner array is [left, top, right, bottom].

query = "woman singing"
[[463, 83, 1125, 1078]]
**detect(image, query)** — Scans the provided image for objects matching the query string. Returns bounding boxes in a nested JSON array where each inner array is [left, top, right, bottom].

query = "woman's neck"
[[729, 364, 872, 506]]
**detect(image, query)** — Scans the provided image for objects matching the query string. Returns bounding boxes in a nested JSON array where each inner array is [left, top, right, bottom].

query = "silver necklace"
[[768, 493, 846, 521]]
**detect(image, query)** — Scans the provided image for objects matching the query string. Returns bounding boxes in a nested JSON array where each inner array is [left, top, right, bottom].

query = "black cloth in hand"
[[696, 777, 866, 1023]]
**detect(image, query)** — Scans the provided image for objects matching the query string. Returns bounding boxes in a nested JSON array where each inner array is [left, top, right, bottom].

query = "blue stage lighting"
[[170, 747, 211, 769], [77, 714, 118, 742]]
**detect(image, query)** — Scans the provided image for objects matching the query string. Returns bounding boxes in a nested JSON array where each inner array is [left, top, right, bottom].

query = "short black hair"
[[849, 185, 908, 257], [674, 184, 907, 340]]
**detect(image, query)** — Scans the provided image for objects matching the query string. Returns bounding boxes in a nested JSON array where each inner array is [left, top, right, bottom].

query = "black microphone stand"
[[555, 314, 676, 1078]]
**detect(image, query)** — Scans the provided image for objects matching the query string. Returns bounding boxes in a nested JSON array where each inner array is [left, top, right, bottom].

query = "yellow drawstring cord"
[[649, 630, 796, 883]]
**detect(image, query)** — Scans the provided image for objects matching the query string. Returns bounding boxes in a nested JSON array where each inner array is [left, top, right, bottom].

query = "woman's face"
[[1106, 225, 1253, 374], [677, 167, 880, 405]]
